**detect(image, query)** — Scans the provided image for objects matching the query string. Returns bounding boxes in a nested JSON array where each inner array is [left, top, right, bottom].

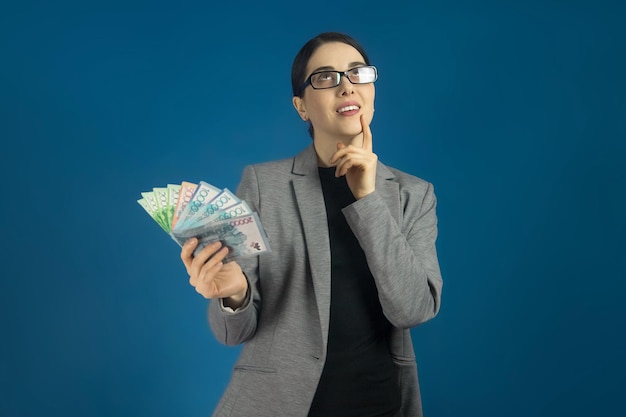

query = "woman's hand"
[[329, 114, 377, 200], [180, 238, 248, 308]]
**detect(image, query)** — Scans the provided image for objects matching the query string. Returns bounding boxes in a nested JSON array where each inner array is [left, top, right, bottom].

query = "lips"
[[336, 101, 361, 115]]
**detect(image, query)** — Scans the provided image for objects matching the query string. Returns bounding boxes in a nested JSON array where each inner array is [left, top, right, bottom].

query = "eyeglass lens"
[[310, 66, 376, 89]]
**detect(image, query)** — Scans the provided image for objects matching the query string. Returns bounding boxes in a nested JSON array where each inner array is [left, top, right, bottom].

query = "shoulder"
[[381, 163, 434, 196], [249, 156, 294, 171], [379, 163, 438, 219], [240, 157, 295, 183]]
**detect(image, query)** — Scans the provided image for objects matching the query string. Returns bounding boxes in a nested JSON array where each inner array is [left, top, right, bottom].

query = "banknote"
[[171, 181, 197, 230], [138, 180, 270, 261], [140, 191, 168, 231], [177, 188, 240, 229], [153, 187, 171, 232], [170, 212, 271, 260], [166, 184, 180, 230], [137, 197, 168, 232], [208, 200, 252, 223], [173, 181, 221, 231]]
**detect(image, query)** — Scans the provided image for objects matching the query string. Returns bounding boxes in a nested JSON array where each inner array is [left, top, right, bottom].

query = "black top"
[[308, 167, 401, 417]]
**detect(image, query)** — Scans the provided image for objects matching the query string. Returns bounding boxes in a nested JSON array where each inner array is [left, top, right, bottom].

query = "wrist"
[[355, 188, 375, 200], [223, 288, 248, 310]]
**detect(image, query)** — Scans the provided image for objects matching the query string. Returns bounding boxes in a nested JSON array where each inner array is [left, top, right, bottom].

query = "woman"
[[181, 32, 443, 417]]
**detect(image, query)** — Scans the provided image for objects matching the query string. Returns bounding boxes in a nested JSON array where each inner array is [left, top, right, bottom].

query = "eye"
[[310, 71, 339, 88], [315, 71, 336, 82], [349, 67, 376, 83]]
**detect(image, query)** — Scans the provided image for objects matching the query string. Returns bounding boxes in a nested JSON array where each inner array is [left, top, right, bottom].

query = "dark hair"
[[291, 32, 371, 98], [291, 32, 371, 138]]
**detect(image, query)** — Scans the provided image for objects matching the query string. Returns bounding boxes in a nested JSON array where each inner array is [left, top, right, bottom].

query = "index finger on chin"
[[360, 114, 373, 151]]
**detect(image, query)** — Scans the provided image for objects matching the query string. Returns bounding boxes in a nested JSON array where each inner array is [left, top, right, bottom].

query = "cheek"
[[364, 90, 376, 121], [365, 88, 375, 106], [304, 96, 333, 120]]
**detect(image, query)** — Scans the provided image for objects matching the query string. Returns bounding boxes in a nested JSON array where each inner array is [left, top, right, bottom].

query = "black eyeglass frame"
[[297, 65, 378, 97]]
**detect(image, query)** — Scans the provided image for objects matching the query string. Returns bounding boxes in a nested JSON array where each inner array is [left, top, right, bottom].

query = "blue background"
[[2, 0, 625, 416]]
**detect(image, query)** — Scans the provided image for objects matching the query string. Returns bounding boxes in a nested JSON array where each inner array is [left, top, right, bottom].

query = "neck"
[[313, 132, 364, 167]]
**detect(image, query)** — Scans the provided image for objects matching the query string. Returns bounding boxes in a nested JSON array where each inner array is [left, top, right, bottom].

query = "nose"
[[336, 73, 354, 96]]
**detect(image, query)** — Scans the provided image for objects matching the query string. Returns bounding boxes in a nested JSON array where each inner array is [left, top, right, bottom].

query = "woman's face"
[[293, 42, 375, 142]]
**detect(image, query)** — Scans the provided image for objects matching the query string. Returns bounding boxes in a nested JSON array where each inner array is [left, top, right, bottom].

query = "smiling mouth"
[[337, 105, 360, 114]]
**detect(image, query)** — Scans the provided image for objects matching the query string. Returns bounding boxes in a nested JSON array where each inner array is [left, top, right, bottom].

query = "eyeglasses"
[[298, 65, 378, 96]]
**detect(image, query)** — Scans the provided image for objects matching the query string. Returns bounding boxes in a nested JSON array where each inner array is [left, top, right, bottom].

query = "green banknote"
[[139, 191, 169, 232]]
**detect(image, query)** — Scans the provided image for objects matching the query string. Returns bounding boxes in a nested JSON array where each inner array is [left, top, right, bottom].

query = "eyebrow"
[[309, 61, 367, 74]]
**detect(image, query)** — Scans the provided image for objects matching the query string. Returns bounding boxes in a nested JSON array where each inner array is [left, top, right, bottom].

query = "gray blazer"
[[208, 145, 443, 417]]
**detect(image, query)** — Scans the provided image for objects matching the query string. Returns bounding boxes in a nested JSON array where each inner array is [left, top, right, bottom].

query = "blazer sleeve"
[[207, 165, 262, 346], [342, 180, 443, 329]]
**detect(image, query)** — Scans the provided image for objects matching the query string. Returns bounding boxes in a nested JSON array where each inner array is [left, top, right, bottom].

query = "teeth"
[[337, 105, 359, 113]]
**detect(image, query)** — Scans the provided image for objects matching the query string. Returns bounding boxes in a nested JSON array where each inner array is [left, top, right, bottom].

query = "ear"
[[292, 96, 308, 121]]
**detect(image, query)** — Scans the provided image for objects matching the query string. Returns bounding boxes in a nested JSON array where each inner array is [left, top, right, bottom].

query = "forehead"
[[306, 42, 366, 73]]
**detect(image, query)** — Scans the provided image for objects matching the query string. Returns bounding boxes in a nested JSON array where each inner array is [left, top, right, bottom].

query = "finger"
[[194, 268, 221, 298], [192, 262, 223, 290], [360, 114, 372, 151], [333, 148, 351, 176], [329, 142, 347, 165], [335, 154, 366, 177], [205, 246, 229, 268], [330, 143, 365, 165], [180, 238, 198, 273], [196, 240, 224, 260], [202, 246, 229, 273], [333, 147, 364, 174], [196, 252, 226, 284], [335, 159, 355, 177], [189, 241, 223, 278], [192, 246, 228, 288]]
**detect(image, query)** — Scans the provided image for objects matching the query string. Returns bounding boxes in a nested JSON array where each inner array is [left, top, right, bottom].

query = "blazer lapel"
[[291, 145, 332, 349], [289, 146, 401, 352]]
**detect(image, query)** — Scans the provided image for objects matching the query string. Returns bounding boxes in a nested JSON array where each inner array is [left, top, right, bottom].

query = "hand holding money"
[[137, 180, 271, 262], [181, 239, 248, 304]]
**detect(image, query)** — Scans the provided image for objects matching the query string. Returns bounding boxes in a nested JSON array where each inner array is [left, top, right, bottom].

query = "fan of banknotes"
[[137, 181, 271, 261]]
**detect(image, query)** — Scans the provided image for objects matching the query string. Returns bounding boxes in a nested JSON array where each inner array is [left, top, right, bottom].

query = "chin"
[[335, 122, 362, 136], [340, 127, 363, 139]]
